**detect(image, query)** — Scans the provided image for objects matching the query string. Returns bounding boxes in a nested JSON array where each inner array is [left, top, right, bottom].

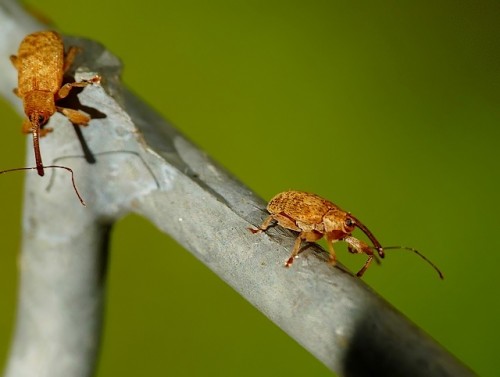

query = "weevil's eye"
[[344, 217, 356, 232]]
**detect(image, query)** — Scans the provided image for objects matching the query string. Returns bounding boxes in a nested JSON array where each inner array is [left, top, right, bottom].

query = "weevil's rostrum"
[[250, 190, 443, 278]]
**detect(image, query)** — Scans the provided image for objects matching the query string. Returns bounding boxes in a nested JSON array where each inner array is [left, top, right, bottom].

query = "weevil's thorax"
[[323, 209, 355, 235], [23, 91, 56, 127]]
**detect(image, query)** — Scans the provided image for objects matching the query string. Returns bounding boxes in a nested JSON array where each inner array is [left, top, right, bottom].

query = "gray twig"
[[0, 1, 474, 376]]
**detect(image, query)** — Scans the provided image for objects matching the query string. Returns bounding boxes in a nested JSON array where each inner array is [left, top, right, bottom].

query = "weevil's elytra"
[[9, 30, 99, 177], [249, 190, 443, 279]]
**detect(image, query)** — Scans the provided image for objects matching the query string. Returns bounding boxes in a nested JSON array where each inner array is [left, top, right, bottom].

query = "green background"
[[1, 1, 499, 376]]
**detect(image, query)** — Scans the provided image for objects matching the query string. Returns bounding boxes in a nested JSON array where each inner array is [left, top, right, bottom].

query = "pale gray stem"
[[0, 1, 474, 376]]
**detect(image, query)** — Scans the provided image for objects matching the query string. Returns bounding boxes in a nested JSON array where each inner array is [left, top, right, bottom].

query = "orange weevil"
[[9, 30, 97, 177], [0, 31, 101, 205], [249, 190, 443, 278]]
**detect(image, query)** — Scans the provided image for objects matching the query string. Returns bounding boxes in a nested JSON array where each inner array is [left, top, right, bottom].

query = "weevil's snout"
[[349, 214, 385, 259]]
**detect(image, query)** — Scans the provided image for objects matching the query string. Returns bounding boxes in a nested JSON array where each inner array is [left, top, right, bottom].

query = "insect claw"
[[285, 257, 294, 267]]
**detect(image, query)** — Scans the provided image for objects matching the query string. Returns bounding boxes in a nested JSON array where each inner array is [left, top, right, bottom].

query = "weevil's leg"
[[272, 213, 301, 232], [9, 55, 18, 69], [285, 231, 322, 267], [56, 107, 90, 126], [325, 238, 337, 265], [21, 119, 32, 134], [56, 81, 91, 100], [347, 245, 381, 265], [56, 75, 101, 100], [285, 233, 306, 267], [23, 120, 53, 136], [63, 46, 81, 73], [248, 215, 275, 234], [12, 88, 20, 97], [344, 235, 378, 277], [355, 255, 374, 277], [345, 236, 381, 263], [39, 127, 53, 137]]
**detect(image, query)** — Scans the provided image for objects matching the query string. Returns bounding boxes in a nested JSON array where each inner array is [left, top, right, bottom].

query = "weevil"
[[249, 190, 443, 278], [9, 30, 97, 177]]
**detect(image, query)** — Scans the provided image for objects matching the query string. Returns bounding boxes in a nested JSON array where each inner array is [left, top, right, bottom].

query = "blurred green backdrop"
[[1, 1, 499, 376]]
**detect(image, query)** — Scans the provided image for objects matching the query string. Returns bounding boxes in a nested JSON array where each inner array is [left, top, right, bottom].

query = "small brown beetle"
[[10, 30, 97, 176], [250, 190, 443, 278], [0, 31, 101, 205]]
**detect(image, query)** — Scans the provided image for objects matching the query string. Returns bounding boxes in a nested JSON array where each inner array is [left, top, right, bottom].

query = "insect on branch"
[[3, 30, 99, 204], [0, 4, 472, 376], [250, 190, 443, 279]]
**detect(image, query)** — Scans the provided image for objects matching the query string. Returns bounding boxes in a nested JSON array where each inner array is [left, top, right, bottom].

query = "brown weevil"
[[9, 30, 98, 177], [0, 31, 101, 205], [249, 190, 443, 278]]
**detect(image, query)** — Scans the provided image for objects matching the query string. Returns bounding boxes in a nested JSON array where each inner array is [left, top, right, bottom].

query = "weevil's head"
[[323, 209, 356, 235], [24, 91, 56, 129], [324, 210, 385, 258]]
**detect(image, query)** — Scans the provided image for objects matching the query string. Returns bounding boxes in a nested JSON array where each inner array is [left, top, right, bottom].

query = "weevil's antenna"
[[380, 246, 444, 279], [0, 165, 86, 206], [349, 213, 385, 258]]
